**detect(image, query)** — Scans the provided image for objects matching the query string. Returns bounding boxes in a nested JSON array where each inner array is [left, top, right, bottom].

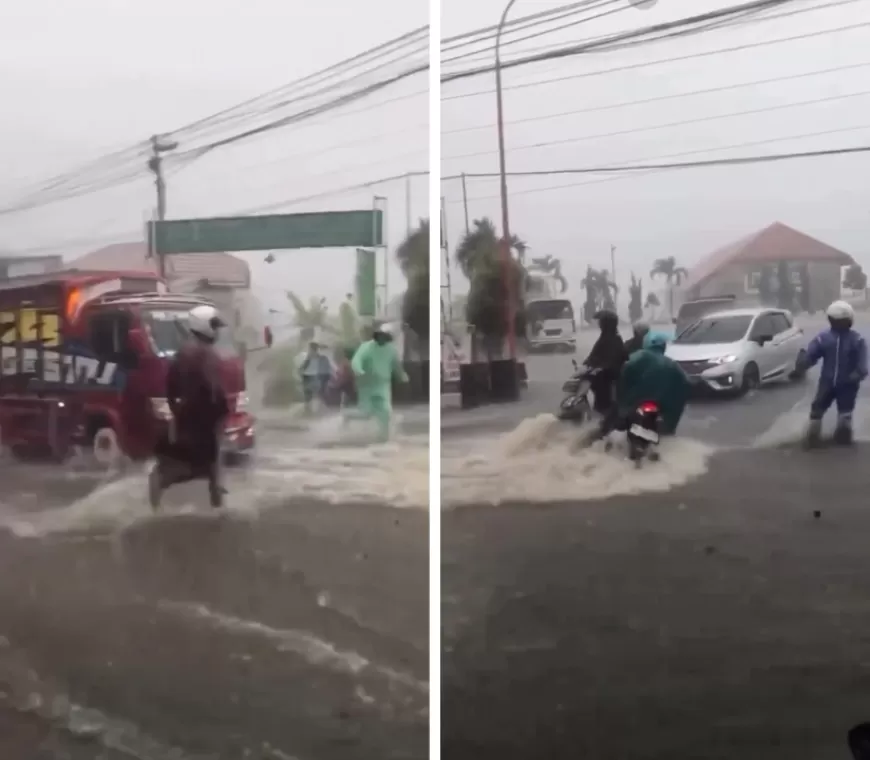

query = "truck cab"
[[0, 270, 255, 466]]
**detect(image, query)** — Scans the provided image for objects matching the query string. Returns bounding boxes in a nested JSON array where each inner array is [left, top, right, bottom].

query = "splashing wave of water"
[[441, 413, 714, 507]]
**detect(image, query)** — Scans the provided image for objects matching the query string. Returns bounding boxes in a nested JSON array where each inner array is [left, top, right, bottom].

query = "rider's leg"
[[833, 384, 858, 444], [370, 395, 392, 442], [807, 383, 836, 445]]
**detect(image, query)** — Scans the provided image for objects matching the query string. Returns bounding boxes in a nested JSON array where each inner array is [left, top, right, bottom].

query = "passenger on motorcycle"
[[612, 331, 690, 436], [802, 300, 867, 446], [623, 320, 650, 357], [583, 309, 625, 415]]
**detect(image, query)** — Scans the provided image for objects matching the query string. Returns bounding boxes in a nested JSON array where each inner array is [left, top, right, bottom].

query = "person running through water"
[[299, 341, 331, 414], [149, 304, 230, 510], [802, 300, 867, 447], [347, 323, 408, 442]]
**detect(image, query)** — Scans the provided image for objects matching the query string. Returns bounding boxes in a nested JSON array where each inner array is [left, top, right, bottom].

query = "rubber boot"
[[805, 418, 822, 448], [834, 414, 854, 446]]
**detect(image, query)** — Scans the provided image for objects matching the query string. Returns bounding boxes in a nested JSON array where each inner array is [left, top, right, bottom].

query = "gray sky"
[[0, 0, 428, 317], [441, 0, 870, 305]]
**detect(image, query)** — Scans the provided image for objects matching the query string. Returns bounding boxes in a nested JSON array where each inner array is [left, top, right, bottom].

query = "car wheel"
[[738, 363, 760, 396], [790, 349, 808, 381]]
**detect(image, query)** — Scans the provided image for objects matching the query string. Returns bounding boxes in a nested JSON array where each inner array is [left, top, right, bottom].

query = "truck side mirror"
[[122, 327, 148, 368]]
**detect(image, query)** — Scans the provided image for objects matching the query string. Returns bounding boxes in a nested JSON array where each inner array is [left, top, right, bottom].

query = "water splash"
[[441, 412, 714, 507]]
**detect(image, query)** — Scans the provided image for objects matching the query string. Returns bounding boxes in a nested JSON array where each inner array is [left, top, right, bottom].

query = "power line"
[[441, 0, 849, 84], [442, 0, 862, 70], [444, 60, 870, 136], [442, 19, 870, 101], [443, 89, 870, 162], [444, 122, 870, 201]]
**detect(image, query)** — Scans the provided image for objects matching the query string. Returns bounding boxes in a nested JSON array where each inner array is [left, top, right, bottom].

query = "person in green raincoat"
[[615, 331, 690, 435], [348, 323, 408, 441]]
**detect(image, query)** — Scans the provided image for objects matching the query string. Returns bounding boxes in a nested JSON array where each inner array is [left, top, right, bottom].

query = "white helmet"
[[374, 322, 395, 337], [188, 304, 226, 341], [826, 300, 855, 321]]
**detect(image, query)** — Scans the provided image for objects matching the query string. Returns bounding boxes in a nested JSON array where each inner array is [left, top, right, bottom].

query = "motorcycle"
[[558, 360, 598, 424], [625, 400, 662, 465]]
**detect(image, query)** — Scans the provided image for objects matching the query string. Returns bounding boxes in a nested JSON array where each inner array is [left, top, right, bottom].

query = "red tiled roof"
[[70, 242, 250, 289], [684, 222, 854, 291]]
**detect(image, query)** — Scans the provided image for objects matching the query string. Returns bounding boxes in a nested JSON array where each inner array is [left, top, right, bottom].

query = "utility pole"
[[405, 173, 412, 235], [610, 244, 618, 313], [460, 173, 470, 235], [147, 134, 178, 279]]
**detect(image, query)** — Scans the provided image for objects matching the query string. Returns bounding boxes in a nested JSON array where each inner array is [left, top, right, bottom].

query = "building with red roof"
[[683, 222, 854, 312]]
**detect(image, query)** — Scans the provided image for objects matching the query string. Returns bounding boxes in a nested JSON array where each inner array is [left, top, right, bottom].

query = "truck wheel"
[[91, 426, 122, 469]]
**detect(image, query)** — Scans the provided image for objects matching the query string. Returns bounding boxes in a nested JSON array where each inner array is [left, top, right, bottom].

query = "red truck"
[[0, 269, 255, 465]]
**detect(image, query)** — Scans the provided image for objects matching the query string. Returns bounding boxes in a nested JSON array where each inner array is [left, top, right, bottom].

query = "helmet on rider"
[[643, 331, 669, 353], [373, 322, 395, 345], [826, 300, 854, 332], [188, 304, 226, 344], [632, 320, 650, 339], [594, 309, 619, 333]]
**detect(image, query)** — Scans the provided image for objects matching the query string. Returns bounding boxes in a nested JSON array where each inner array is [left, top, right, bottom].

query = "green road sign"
[[355, 248, 376, 318], [151, 210, 383, 254]]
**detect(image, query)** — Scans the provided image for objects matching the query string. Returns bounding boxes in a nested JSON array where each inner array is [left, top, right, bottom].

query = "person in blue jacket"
[[803, 300, 867, 446]]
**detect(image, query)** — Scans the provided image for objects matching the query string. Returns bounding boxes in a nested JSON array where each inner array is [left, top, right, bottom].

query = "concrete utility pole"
[[147, 134, 178, 279]]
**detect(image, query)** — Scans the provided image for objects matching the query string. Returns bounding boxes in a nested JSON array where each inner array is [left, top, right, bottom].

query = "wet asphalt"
[[0, 416, 429, 760], [442, 345, 870, 760]]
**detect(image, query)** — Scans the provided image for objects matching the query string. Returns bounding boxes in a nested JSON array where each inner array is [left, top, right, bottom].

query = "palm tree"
[[650, 256, 689, 318], [529, 254, 568, 293], [396, 219, 429, 278], [286, 292, 331, 343], [456, 217, 528, 280]]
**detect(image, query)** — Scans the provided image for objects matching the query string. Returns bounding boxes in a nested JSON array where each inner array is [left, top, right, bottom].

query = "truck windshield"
[[142, 308, 237, 358]]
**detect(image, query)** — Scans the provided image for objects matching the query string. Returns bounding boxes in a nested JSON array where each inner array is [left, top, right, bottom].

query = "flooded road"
[[0, 411, 429, 760]]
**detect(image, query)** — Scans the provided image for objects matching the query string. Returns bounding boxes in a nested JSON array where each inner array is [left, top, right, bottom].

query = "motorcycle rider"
[[149, 304, 230, 510], [613, 331, 690, 436], [583, 309, 625, 416], [348, 322, 408, 442], [623, 320, 650, 357], [802, 300, 867, 446]]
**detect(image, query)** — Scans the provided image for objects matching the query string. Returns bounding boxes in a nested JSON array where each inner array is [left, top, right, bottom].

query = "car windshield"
[[676, 298, 735, 325], [527, 299, 574, 321], [674, 315, 753, 345], [142, 308, 237, 358]]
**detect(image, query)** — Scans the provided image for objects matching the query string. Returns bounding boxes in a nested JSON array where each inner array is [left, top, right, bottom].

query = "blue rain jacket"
[[805, 328, 868, 387]]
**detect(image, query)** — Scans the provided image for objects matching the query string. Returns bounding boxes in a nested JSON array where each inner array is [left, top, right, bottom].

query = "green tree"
[[580, 265, 599, 324], [397, 219, 430, 352], [650, 256, 689, 318], [843, 263, 867, 291], [457, 217, 528, 351], [628, 272, 643, 323]]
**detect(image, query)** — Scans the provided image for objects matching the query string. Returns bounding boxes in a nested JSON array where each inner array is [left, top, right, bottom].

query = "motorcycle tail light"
[[638, 401, 659, 414]]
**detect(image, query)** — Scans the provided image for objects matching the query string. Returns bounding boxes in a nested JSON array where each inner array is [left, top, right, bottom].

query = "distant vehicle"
[[0, 270, 256, 466], [666, 307, 807, 395], [673, 295, 738, 336], [527, 297, 576, 353]]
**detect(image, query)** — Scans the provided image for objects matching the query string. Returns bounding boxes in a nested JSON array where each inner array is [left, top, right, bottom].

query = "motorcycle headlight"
[[709, 355, 738, 365], [150, 397, 172, 420], [236, 392, 250, 410]]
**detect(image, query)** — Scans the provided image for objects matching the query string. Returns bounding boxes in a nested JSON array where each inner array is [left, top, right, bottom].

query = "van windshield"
[[142, 308, 237, 358], [527, 299, 574, 322]]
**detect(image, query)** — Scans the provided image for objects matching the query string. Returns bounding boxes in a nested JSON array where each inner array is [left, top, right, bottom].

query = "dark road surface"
[[0, 423, 429, 759], [442, 327, 870, 760], [443, 443, 870, 760]]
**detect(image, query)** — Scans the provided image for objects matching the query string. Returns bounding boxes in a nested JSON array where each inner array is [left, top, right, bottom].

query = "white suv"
[[665, 307, 807, 395]]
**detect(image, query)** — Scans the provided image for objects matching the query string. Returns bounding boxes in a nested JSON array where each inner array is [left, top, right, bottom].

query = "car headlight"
[[709, 355, 738, 365], [150, 397, 172, 419], [236, 392, 250, 410]]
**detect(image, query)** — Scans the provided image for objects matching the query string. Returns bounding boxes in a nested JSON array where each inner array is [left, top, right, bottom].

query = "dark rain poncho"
[[616, 348, 690, 434]]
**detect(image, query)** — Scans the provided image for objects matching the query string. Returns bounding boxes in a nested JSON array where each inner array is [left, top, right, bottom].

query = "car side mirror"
[[755, 333, 773, 346]]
